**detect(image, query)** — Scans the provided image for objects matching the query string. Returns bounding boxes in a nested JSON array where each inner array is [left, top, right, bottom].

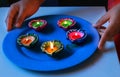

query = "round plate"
[[2, 15, 99, 71]]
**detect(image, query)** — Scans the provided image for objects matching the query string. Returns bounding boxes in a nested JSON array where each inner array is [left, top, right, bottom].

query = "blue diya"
[[28, 19, 47, 31], [17, 33, 38, 48], [41, 40, 64, 56], [66, 29, 87, 44], [57, 18, 76, 30]]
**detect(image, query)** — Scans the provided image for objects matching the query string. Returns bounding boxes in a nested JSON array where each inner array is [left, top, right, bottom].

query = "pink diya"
[[66, 29, 87, 44], [57, 18, 76, 30], [28, 19, 47, 31]]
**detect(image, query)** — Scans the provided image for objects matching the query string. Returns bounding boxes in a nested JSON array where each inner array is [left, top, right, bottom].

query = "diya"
[[28, 19, 47, 31], [41, 40, 64, 56], [57, 18, 76, 30], [17, 33, 38, 47], [66, 29, 87, 44]]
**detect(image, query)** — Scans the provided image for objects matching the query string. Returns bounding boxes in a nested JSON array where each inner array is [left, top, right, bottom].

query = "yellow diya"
[[41, 40, 63, 56]]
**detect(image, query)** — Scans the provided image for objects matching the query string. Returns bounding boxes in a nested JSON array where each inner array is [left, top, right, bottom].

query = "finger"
[[5, 4, 18, 31], [98, 33, 107, 49], [94, 13, 110, 28], [98, 22, 115, 49], [15, 9, 26, 28]]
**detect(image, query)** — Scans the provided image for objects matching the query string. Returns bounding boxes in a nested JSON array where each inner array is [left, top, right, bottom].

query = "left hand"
[[94, 4, 120, 49]]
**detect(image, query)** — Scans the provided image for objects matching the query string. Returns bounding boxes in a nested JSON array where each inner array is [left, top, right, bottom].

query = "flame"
[[37, 22, 40, 24], [64, 21, 67, 24], [75, 33, 78, 36], [50, 42, 54, 49]]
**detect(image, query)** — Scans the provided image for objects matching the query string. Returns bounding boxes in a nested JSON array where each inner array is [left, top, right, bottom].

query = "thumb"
[[94, 13, 110, 28]]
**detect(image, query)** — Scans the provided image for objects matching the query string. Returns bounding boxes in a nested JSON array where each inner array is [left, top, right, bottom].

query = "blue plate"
[[2, 15, 99, 71]]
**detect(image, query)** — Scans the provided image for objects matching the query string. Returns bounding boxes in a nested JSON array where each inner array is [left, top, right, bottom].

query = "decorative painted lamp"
[[57, 18, 76, 30], [41, 40, 63, 56], [17, 33, 38, 48], [66, 29, 87, 44], [28, 19, 47, 31]]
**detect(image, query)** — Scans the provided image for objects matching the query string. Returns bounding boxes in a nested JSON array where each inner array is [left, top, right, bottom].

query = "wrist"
[[108, 0, 120, 10]]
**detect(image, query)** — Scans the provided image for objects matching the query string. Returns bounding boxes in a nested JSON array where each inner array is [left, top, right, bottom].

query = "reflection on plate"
[[2, 15, 99, 71]]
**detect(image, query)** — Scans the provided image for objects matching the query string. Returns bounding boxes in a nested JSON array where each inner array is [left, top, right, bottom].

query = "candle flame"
[[50, 42, 54, 49], [25, 38, 29, 42], [75, 33, 78, 36], [64, 21, 67, 24], [37, 22, 40, 24]]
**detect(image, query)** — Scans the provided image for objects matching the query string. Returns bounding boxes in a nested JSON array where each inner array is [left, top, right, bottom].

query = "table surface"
[[0, 7, 120, 77]]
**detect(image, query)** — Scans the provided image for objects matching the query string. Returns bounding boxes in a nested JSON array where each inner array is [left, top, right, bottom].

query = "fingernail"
[[98, 46, 102, 50], [92, 24, 98, 28], [15, 23, 21, 28], [98, 43, 103, 50], [92, 24, 96, 26]]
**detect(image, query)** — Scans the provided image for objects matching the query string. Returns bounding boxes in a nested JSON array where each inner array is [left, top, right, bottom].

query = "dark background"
[[0, 0, 107, 7]]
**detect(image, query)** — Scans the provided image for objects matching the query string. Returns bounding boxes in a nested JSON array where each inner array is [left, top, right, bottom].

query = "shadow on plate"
[[21, 49, 103, 74]]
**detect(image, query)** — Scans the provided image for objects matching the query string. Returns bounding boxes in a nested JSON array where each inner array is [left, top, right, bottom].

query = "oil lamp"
[[57, 18, 76, 30], [66, 29, 87, 44], [17, 33, 38, 47], [28, 19, 47, 31], [41, 40, 63, 56]]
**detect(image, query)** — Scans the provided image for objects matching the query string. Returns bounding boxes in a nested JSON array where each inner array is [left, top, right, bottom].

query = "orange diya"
[[17, 33, 38, 47], [41, 40, 63, 56]]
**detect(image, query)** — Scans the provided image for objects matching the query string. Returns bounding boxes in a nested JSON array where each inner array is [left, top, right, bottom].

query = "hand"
[[5, 0, 44, 31], [94, 4, 120, 49]]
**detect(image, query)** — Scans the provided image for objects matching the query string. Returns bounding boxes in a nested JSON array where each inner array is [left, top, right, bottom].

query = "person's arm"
[[108, 0, 120, 10], [108, 0, 120, 61], [5, 0, 45, 31]]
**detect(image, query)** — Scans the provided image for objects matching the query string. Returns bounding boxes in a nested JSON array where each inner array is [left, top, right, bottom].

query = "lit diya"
[[57, 18, 76, 30], [28, 19, 47, 31], [66, 29, 87, 44], [17, 33, 38, 47], [41, 40, 63, 56]]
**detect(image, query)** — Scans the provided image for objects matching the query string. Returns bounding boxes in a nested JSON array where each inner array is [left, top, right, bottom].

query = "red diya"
[[17, 33, 38, 48], [66, 29, 87, 43], [57, 18, 76, 30], [28, 19, 47, 31]]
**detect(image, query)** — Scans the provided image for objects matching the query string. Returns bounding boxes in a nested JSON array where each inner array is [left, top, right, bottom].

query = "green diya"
[[28, 19, 47, 31], [17, 33, 38, 48], [57, 18, 76, 30], [41, 40, 64, 56]]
